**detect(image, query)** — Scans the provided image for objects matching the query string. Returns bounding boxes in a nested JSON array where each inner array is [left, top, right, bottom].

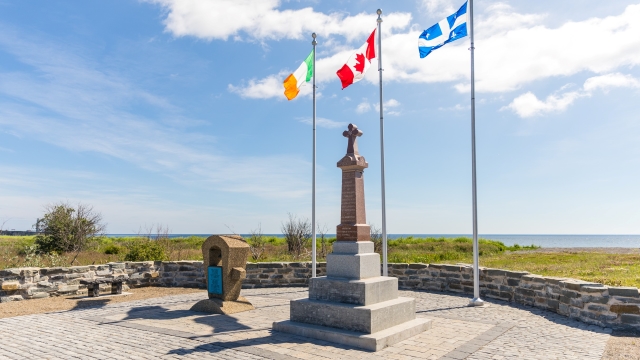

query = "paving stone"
[[0, 288, 612, 359]]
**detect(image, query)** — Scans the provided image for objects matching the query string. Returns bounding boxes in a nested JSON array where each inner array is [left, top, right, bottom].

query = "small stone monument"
[[190, 235, 255, 314], [273, 124, 431, 351]]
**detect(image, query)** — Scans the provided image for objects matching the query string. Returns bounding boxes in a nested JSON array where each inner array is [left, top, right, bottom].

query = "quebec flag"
[[418, 1, 468, 58]]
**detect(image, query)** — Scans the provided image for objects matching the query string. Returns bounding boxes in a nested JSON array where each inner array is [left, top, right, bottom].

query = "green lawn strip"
[[477, 252, 640, 288]]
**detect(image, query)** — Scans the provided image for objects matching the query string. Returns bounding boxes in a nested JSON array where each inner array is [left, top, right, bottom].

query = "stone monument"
[[273, 124, 431, 351], [190, 234, 255, 314]]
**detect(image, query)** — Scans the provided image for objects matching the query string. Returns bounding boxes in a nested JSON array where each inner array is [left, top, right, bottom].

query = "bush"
[[103, 244, 122, 255], [124, 241, 167, 261], [34, 202, 106, 265], [281, 213, 311, 259]]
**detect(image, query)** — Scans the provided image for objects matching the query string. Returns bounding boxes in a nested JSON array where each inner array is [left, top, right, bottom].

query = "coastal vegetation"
[[1, 234, 638, 287]]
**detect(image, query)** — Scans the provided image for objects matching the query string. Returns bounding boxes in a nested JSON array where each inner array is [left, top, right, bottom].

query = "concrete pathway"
[[0, 288, 612, 359]]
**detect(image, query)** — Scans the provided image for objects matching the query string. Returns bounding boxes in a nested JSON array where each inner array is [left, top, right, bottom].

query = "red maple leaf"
[[354, 53, 366, 73]]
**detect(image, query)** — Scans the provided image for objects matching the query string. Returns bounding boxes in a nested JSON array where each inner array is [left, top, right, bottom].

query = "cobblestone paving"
[[0, 288, 612, 359]]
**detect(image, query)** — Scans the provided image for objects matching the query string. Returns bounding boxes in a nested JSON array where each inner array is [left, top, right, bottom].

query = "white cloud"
[[419, 0, 456, 17], [583, 73, 640, 93], [298, 117, 346, 129], [385, 99, 400, 108], [0, 28, 310, 200], [504, 90, 584, 118], [504, 73, 640, 117], [228, 72, 287, 99], [148, 0, 412, 42], [439, 103, 465, 111], [356, 101, 371, 113], [356, 98, 399, 114], [226, 3, 640, 97]]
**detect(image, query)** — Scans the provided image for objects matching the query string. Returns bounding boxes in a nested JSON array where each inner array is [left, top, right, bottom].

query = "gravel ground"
[[602, 330, 640, 360], [0, 287, 206, 319]]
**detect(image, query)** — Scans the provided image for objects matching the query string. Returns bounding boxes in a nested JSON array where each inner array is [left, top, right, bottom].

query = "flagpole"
[[376, 9, 388, 277], [468, 0, 484, 306], [311, 33, 317, 278]]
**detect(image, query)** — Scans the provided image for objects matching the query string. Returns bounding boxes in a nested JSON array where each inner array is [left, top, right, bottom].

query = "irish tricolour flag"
[[336, 29, 376, 89], [283, 50, 314, 101]]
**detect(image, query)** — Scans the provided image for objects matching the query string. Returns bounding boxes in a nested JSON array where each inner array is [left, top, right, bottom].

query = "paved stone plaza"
[[0, 288, 612, 359]]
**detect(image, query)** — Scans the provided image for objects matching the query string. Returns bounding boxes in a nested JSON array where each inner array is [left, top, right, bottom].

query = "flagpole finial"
[[312, 32, 317, 45], [377, 9, 382, 22]]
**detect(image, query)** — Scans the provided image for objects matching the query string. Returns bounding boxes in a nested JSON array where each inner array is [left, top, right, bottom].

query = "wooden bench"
[[79, 278, 124, 297]]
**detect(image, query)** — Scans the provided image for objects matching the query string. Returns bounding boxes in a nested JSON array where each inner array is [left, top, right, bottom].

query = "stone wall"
[[0, 261, 205, 301], [1, 261, 639, 330]]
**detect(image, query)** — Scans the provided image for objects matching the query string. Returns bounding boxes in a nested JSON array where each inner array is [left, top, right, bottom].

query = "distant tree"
[[248, 224, 266, 261], [281, 213, 311, 259], [370, 223, 382, 254], [34, 202, 107, 265], [317, 223, 329, 258]]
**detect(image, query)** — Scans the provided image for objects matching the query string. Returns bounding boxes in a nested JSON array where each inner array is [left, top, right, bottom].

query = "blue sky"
[[1, 0, 639, 234]]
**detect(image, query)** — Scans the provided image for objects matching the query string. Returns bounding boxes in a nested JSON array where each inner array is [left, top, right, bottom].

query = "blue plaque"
[[207, 266, 223, 295]]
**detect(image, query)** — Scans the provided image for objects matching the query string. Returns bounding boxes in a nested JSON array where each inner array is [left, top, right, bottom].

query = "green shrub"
[[104, 244, 122, 255], [124, 241, 167, 261]]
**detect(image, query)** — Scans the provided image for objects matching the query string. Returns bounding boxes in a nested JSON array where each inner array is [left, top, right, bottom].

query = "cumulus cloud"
[[356, 101, 371, 113], [227, 73, 286, 99], [355, 98, 399, 114], [298, 117, 346, 129], [147, 0, 412, 42], [504, 73, 640, 118], [221, 3, 640, 98]]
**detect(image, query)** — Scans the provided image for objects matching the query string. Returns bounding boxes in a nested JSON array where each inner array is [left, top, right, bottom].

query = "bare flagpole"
[[376, 9, 388, 277], [312, 33, 317, 278], [468, 0, 484, 306]]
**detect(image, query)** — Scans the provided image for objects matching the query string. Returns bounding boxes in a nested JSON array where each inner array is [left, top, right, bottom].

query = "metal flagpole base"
[[468, 298, 488, 307]]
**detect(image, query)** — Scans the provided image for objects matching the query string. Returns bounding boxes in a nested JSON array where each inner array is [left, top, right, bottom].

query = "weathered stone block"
[[620, 314, 640, 325], [583, 295, 610, 304], [1, 281, 20, 291], [516, 288, 535, 297], [608, 287, 639, 297], [610, 304, 640, 315], [0, 295, 23, 303], [587, 304, 607, 312], [506, 279, 520, 287], [408, 263, 427, 269], [504, 270, 529, 278]]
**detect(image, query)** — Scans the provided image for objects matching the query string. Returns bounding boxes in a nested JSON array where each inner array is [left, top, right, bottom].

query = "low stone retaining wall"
[[1, 261, 638, 330], [0, 261, 205, 301]]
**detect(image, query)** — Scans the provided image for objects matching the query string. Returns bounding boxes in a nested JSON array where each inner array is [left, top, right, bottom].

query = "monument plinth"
[[273, 124, 431, 351]]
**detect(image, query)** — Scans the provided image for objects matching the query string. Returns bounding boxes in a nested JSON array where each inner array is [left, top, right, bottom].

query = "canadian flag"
[[336, 29, 376, 89]]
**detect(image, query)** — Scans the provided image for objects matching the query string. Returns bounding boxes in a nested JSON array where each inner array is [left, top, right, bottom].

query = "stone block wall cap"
[[608, 287, 640, 297]]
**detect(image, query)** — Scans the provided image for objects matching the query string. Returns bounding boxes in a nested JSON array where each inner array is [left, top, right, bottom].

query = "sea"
[[106, 234, 640, 248]]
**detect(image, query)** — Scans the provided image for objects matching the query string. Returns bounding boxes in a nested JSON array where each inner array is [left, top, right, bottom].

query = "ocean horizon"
[[105, 234, 640, 248]]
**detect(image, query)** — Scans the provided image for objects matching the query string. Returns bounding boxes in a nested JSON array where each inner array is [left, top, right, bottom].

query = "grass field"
[[1, 235, 638, 287]]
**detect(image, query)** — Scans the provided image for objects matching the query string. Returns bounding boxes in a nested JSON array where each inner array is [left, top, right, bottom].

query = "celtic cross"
[[343, 123, 363, 155]]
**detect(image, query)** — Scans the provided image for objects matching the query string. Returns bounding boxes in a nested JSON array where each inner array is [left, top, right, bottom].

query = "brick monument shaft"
[[336, 123, 371, 241]]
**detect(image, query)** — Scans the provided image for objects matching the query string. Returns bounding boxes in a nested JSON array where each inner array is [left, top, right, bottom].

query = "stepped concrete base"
[[326, 253, 380, 279], [291, 297, 416, 333], [273, 317, 432, 351], [309, 276, 398, 305]]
